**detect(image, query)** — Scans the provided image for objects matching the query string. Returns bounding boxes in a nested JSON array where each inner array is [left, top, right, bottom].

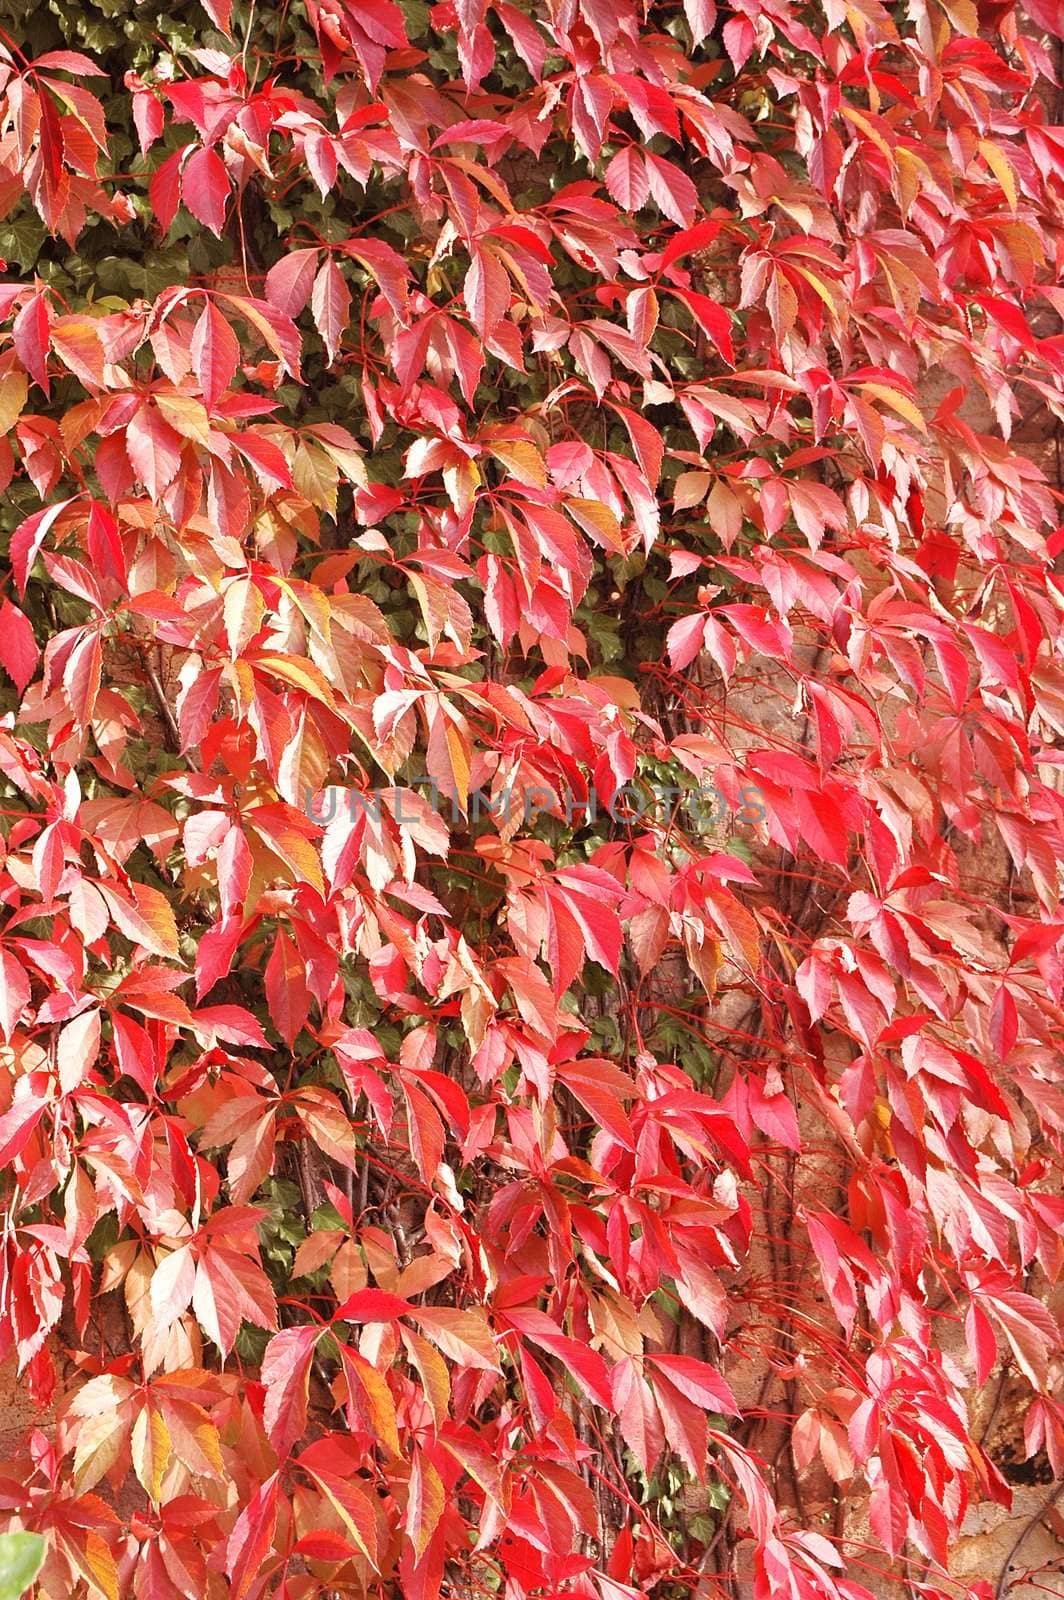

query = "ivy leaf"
[[0, 1533, 45, 1600]]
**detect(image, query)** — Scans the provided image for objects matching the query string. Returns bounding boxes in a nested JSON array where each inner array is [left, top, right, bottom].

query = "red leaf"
[[293, 1529, 360, 1561], [671, 287, 734, 365], [222, 293, 303, 381], [132, 89, 164, 155], [201, 0, 233, 31], [965, 1301, 998, 1386], [683, 0, 717, 46], [604, 147, 648, 211], [181, 146, 230, 237], [262, 1325, 321, 1456], [125, 404, 183, 500], [333, 1287, 411, 1323], [989, 984, 1018, 1057], [647, 1354, 739, 1416], [63, 628, 103, 726], [33, 50, 108, 75], [149, 147, 185, 233], [406, 1446, 445, 1560], [150, 1243, 196, 1329], [225, 1472, 280, 1600], [667, 611, 707, 670], [302, 1465, 381, 1567], [265, 249, 319, 317], [231, 432, 294, 491], [504, 1307, 613, 1409], [193, 1245, 276, 1354], [0, 600, 39, 692], [264, 928, 310, 1046], [661, 219, 723, 273], [311, 257, 351, 365], [432, 119, 510, 148], [644, 152, 698, 226], [463, 245, 509, 338], [339, 236, 411, 320], [190, 299, 240, 410], [86, 501, 127, 584], [402, 1078, 445, 1184], [722, 14, 755, 71], [13, 293, 52, 393], [0, 1073, 48, 1163]]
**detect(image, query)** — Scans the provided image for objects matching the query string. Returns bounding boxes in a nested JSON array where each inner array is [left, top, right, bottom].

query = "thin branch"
[[994, 1481, 1064, 1600]]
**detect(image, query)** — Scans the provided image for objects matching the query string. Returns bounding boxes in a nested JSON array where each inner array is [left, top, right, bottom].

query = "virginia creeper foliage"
[[0, 0, 1061, 1596]]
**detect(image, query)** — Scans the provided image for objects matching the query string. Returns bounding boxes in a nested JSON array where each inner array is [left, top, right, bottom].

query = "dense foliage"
[[0, 0, 1061, 1596]]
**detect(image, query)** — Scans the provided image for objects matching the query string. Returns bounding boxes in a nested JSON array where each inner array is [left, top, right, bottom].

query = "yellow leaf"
[[400, 1327, 451, 1429], [684, 931, 721, 999], [766, 270, 798, 343], [588, 675, 641, 710], [444, 718, 471, 812], [279, 576, 332, 642], [83, 1531, 119, 1600], [0, 369, 28, 433], [155, 392, 211, 446], [50, 317, 106, 387], [330, 591, 391, 646], [409, 572, 447, 653], [894, 148, 923, 219], [295, 1088, 360, 1171], [293, 441, 339, 515], [307, 1469, 380, 1568], [224, 576, 266, 658], [73, 1411, 127, 1492], [345, 1346, 401, 1457], [99, 881, 180, 960], [277, 707, 330, 807], [565, 496, 626, 553], [406, 1446, 445, 1559], [840, 103, 895, 167], [413, 1305, 501, 1373], [131, 1405, 172, 1503], [441, 457, 480, 516], [408, 573, 473, 653], [673, 470, 711, 510], [330, 1238, 368, 1303], [446, 153, 516, 213], [164, 1409, 225, 1480], [857, 382, 927, 434], [938, 0, 978, 31], [225, 657, 256, 717], [292, 1227, 343, 1279], [487, 438, 547, 487], [253, 652, 337, 710], [307, 427, 367, 487], [998, 220, 1044, 280], [60, 396, 106, 455], [248, 816, 325, 896], [979, 140, 1017, 213], [792, 264, 845, 318]]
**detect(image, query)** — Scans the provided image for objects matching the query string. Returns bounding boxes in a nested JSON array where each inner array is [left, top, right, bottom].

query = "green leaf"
[[0, 1532, 46, 1600]]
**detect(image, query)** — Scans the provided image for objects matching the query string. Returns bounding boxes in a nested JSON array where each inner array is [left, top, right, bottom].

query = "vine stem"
[[994, 1480, 1064, 1600]]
